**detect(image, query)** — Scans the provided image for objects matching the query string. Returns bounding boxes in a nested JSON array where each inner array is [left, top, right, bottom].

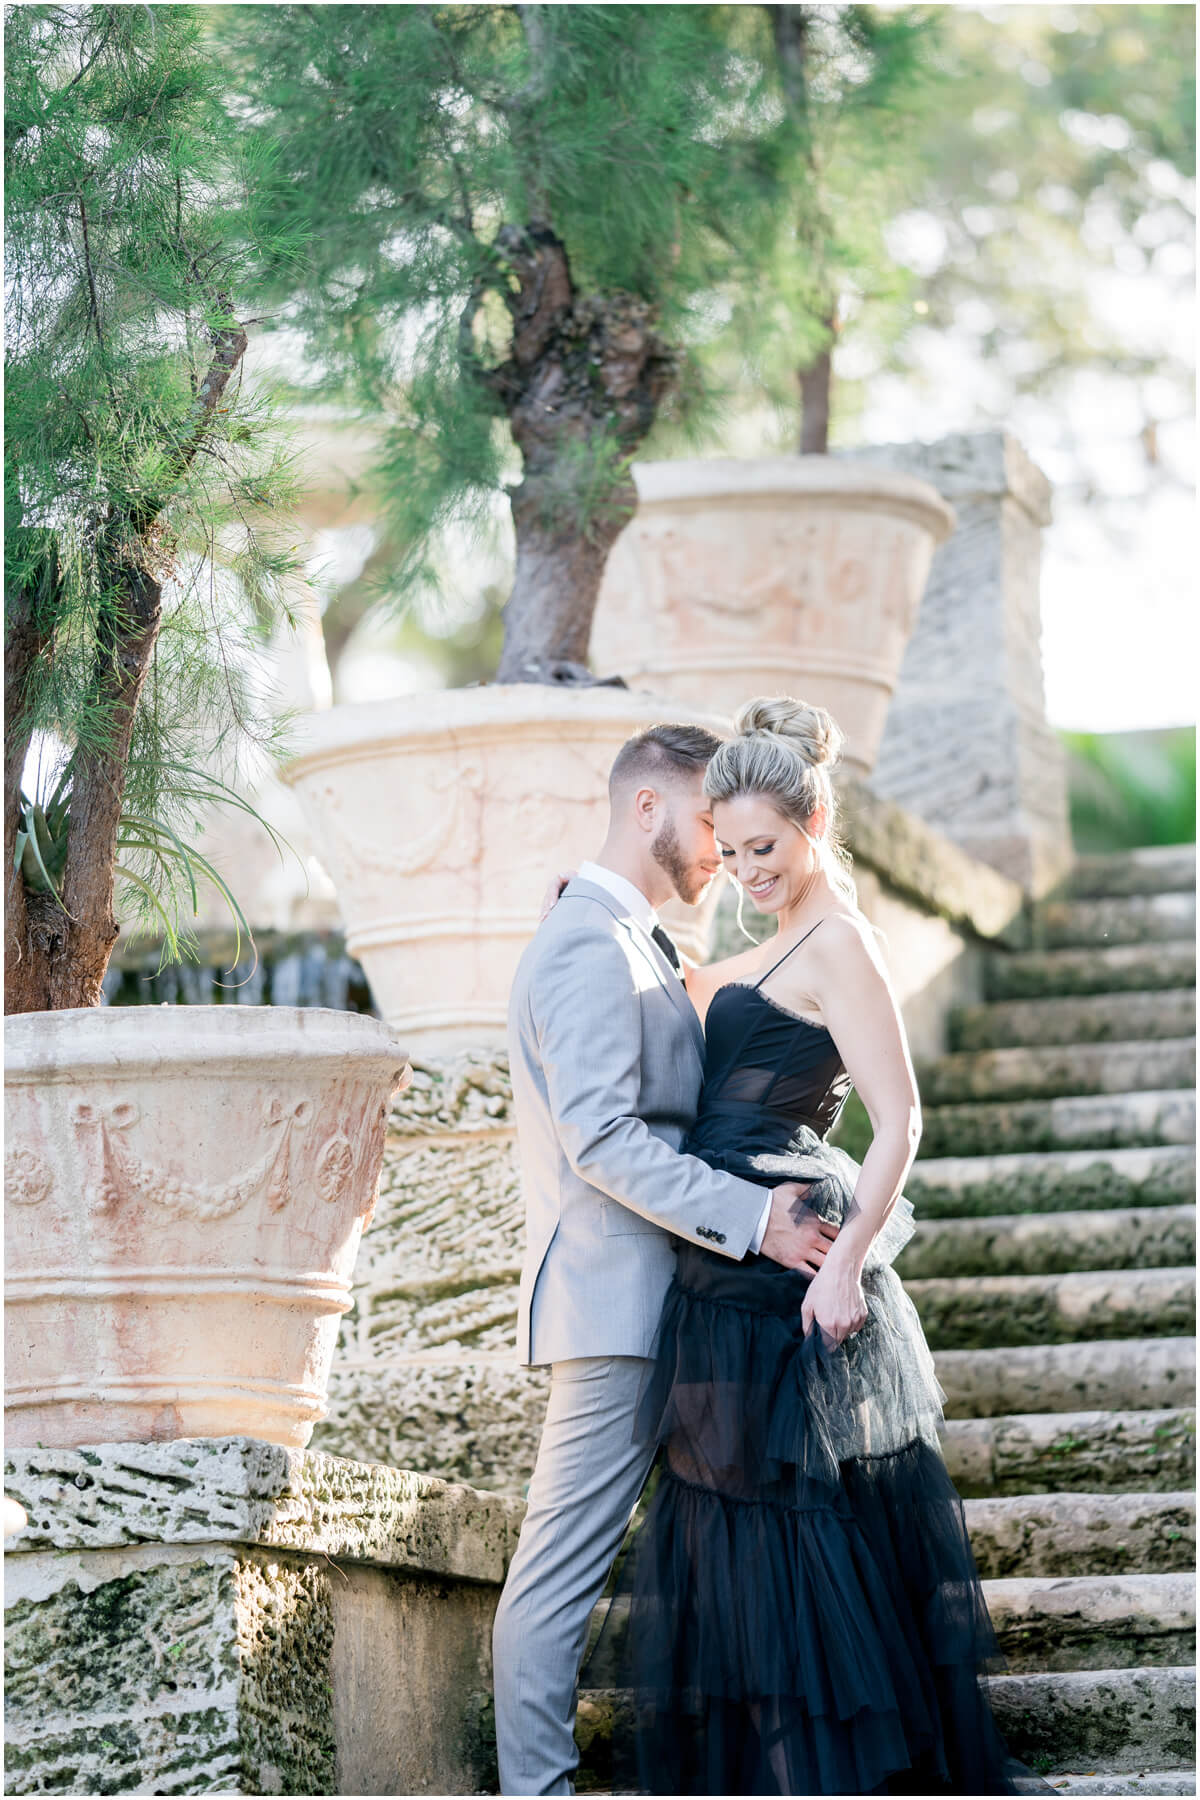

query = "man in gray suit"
[[492, 723, 836, 1795]]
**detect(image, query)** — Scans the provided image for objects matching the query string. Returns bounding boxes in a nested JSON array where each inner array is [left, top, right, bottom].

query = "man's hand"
[[760, 1182, 839, 1274], [538, 869, 577, 923]]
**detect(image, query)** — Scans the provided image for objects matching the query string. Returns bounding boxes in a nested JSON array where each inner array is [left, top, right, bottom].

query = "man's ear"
[[633, 784, 658, 832]]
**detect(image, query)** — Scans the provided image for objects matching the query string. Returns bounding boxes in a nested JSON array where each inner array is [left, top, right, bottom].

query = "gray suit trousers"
[[492, 1356, 657, 1796]]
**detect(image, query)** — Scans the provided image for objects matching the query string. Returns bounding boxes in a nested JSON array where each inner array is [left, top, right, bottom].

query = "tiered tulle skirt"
[[586, 1132, 1050, 1795]]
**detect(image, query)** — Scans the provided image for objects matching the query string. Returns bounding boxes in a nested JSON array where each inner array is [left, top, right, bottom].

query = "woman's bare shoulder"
[[808, 908, 890, 977]]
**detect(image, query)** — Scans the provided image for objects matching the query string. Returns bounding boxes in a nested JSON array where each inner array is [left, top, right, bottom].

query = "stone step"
[[941, 1408, 1194, 1498], [919, 1090, 1195, 1159], [907, 1145, 1195, 1220], [1036, 894, 1196, 951], [988, 1666, 1195, 1776], [584, 1573, 1194, 1686], [897, 1206, 1196, 1279], [1067, 844, 1196, 900], [985, 1573, 1195, 1674], [952, 990, 1197, 1051], [575, 1669, 1195, 1785], [935, 1338, 1195, 1420], [986, 941, 1196, 1001], [964, 1492, 1195, 1580], [1040, 1774, 1197, 1797], [920, 1039, 1196, 1106], [908, 1267, 1195, 1352]]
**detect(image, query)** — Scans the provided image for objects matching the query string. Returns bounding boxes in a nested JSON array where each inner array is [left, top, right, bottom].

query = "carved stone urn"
[[4, 1006, 408, 1450], [591, 457, 956, 775], [280, 685, 731, 1053]]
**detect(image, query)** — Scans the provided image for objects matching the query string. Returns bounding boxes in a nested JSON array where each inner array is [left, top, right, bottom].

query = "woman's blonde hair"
[[703, 696, 861, 917]]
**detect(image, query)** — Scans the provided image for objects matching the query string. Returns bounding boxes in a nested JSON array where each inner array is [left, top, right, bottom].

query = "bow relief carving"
[[66, 1095, 375, 1222], [315, 760, 486, 880]]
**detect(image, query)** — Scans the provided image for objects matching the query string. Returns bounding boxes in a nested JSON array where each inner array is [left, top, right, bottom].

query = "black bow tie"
[[651, 923, 684, 977]]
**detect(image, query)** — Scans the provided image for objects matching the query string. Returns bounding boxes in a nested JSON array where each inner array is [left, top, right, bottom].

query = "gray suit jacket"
[[508, 876, 770, 1367]]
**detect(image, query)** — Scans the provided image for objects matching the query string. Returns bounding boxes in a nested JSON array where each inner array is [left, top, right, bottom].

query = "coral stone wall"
[[3, 1438, 520, 1796]]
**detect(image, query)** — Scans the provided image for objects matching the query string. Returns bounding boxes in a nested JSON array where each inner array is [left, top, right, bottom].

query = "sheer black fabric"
[[584, 932, 1054, 1795]]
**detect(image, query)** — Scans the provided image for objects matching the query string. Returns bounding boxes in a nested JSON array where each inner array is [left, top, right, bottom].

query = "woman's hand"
[[800, 1259, 868, 1348], [538, 869, 577, 923]]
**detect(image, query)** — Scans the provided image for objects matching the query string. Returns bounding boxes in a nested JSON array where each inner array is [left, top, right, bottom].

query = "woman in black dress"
[[589, 696, 1052, 1796]]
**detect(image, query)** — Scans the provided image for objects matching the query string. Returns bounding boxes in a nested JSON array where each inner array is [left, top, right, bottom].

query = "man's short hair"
[[608, 723, 725, 799]]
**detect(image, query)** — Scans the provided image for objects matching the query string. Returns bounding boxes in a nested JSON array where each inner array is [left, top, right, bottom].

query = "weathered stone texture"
[[952, 989, 1196, 1050], [4, 1438, 516, 1796], [919, 1038, 1196, 1107], [984, 1573, 1196, 1673], [941, 1407, 1195, 1498], [986, 941, 1196, 1000], [3, 1437, 521, 1581], [906, 1145, 1195, 1219], [919, 1089, 1195, 1158], [897, 1204, 1196, 1280], [908, 1267, 1195, 1352], [328, 1564, 498, 1796], [839, 432, 1071, 895], [307, 1050, 546, 1494], [1037, 893, 1196, 951], [315, 1358, 547, 1495], [934, 1337, 1195, 1420], [987, 1666, 1195, 1774], [4, 1549, 336, 1797], [963, 1491, 1196, 1581], [1068, 845, 1196, 899]]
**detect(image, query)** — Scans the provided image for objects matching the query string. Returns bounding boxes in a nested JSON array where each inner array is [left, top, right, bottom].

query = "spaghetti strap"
[[753, 916, 829, 988]]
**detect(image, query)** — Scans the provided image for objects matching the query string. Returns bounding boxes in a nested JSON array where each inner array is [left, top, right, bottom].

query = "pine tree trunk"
[[497, 474, 634, 683], [4, 314, 248, 1014], [798, 330, 834, 455], [4, 533, 59, 1014], [5, 559, 163, 1014], [488, 225, 676, 685]]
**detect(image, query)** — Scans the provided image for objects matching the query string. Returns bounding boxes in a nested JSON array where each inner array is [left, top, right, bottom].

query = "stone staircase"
[[576, 844, 1196, 1795]]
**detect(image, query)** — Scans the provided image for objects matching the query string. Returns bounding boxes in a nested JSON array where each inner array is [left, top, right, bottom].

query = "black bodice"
[[685, 920, 854, 1171]]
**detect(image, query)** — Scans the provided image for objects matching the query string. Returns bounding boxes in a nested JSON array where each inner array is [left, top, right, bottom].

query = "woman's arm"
[[798, 915, 921, 1342]]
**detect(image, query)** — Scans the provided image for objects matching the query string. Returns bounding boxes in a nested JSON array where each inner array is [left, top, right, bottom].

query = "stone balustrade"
[[4, 1437, 522, 1796]]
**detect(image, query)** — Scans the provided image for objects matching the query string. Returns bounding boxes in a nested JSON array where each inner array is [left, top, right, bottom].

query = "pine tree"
[[4, 4, 304, 1012], [757, 3, 943, 453], [220, 4, 779, 683]]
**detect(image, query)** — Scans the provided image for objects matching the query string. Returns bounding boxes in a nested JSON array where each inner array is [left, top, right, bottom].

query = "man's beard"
[[651, 816, 708, 905]]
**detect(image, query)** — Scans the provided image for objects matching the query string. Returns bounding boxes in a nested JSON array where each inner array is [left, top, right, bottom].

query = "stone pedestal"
[[838, 433, 1072, 895], [3, 1437, 520, 1796]]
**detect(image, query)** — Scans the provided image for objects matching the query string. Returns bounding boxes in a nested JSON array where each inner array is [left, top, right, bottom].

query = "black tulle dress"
[[588, 926, 1053, 1796]]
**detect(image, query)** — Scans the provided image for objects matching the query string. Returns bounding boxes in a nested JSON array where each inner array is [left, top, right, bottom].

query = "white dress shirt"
[[576, 861, 773, 1255]]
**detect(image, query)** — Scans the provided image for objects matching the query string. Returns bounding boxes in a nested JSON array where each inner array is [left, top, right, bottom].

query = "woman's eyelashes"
[[719, 843, 776, 861]]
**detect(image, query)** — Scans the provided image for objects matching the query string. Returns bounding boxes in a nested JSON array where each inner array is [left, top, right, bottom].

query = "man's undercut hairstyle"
[[608, 723, 725, 800]]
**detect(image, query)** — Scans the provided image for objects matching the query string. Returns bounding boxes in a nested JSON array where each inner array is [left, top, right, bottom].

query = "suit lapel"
[[559, 878, 707, 1065]]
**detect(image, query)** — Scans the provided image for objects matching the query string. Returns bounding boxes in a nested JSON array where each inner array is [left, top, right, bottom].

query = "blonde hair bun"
[[732, 696, 844, 772]]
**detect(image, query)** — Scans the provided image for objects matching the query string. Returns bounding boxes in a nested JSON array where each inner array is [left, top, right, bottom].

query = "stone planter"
[[591, 456, 956, 774], [280, 685, 730, 1052], [4, 1006, 408, 1450]]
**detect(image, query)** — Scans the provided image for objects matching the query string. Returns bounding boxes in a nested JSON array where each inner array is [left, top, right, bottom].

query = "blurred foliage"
[[5, 3, 308, 956], [1062, 726, 1196, 852], [707, 3, 949, 450], [882, 5, 1195, 473]]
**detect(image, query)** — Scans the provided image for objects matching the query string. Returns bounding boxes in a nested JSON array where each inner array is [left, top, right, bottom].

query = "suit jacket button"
[[716, 1232, 726, 1244]]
